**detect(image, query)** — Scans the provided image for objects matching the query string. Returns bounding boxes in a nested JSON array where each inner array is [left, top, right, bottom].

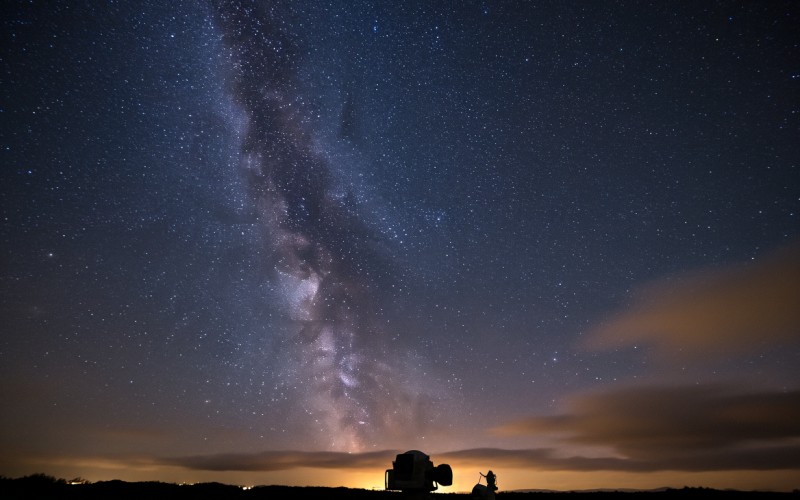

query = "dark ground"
[[1, 475, 796, 500]]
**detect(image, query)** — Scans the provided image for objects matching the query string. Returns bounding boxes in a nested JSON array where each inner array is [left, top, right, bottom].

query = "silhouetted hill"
[[1, 475, 796, 499]]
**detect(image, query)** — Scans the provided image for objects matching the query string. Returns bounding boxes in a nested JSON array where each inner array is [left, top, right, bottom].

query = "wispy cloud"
[[441, 444, 800, 472], [157, 383, 800, 474], [161, 449, 394, 472], [490, 383, 800, 471], [583, 243, 800, 358]]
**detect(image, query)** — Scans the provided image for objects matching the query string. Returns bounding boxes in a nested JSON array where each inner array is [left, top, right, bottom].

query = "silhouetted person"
[[480, 470, 497, 491]]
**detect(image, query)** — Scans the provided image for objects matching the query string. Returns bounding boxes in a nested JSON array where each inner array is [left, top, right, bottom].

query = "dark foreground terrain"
[[1, 475, 796, 500]]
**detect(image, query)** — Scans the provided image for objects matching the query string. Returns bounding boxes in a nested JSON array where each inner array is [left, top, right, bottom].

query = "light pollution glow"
[[4, 457, 800, 493]]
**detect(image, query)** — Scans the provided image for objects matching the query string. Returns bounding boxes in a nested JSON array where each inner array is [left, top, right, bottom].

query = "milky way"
[[212, 1, 437, 450]]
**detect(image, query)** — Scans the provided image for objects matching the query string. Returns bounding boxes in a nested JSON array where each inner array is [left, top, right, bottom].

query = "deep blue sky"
[[2, 0, 798, 491]]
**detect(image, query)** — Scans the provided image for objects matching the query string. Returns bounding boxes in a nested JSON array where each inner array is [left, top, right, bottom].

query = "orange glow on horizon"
[[5, 456, 798, 494]]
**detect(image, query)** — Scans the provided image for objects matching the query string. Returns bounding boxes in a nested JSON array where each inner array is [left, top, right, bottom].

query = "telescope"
[[385, 450, 453, 492]]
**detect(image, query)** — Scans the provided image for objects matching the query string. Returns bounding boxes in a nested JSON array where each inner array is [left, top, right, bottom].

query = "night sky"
[[2, 0, 799, 492]]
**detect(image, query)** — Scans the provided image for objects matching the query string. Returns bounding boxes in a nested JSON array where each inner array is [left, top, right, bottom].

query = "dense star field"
[[1, 0, 799, 492]]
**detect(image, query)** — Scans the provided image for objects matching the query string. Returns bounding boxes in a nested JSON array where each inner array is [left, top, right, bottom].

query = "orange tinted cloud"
[[160, 383, 800, 475], [583, 243, 800, 357], [491, 384, 800, 471], [162, 449, 393, 471]]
